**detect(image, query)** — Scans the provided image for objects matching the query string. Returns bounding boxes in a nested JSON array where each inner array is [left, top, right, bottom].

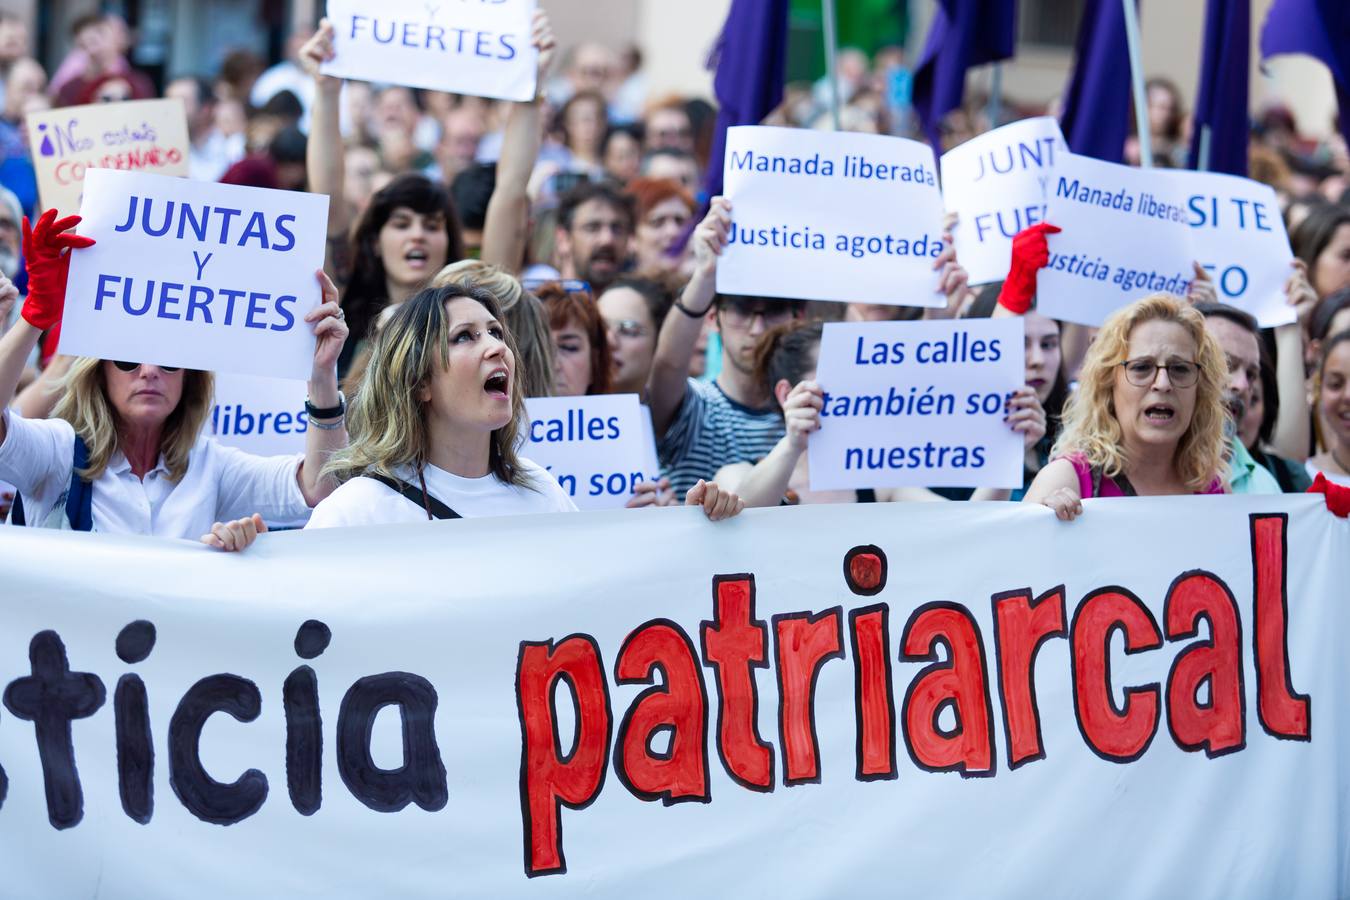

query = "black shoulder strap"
[[1090, 465, 1137, 498], [855, 488, 877, 503], [363, 472, 462, 520]]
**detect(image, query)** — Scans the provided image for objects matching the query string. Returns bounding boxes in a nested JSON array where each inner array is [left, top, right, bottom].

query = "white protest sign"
[[810, 317, 1025, 490], [0, 497, 1345, 897], [1169, 169, 1297, 327], [322, 0, 538, 102], [210, 374, 309, 457], [1038, 152, 1196, 327], [941, 117, 1067, 285], [525, 393, 658, 509], [62, 169, 329, 380], [28, 99, 189, 216], [718, 125, 947, 306]]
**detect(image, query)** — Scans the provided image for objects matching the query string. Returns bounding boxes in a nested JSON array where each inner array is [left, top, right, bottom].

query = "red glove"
[[997, 222, 1061, 315], [20, 209, 96, 332], [1308, 472, 1350, 518]]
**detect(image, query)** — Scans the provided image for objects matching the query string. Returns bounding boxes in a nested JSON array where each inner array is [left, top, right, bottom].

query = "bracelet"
[[309, 415, 344, 431], [305, 391, 345, 421], [673, 295, 713, 318]]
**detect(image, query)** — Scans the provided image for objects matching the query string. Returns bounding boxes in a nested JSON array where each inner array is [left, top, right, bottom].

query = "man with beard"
[[1195, 303, 1281, 494], [555, 182, 633, 294]]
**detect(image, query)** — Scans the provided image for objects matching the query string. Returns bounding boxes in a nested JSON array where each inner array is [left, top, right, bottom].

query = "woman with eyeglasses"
[[306, 282, 743, 526], [0, 211, 349, 549], [598, 275, 673, 397], [1022, 294, 1230, 520]]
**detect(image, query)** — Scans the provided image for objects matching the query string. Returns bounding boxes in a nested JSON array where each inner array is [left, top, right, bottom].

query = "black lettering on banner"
[[168, 674, 268, 825], [3, 630, 106, 829], [114, 620, 157, 824], [337, 673, 448, 813], [285, 620, 331, 816]]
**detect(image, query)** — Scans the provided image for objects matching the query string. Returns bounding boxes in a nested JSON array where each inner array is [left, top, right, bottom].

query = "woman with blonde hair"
[[1023, 294, 1230, 520], [0, 211, 350, 549], [306, 281, 743, 526]]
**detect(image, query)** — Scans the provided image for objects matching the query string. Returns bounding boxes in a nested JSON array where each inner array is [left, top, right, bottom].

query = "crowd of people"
[[1, 7, 1349, 551]]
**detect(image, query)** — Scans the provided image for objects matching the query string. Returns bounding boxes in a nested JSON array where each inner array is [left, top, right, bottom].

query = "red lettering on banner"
[[899, 602, 996, 776], [515, 636, 612, 877], [700, 575, 775, 791], [991, 586, 1067, 769], [1164, 572, 1246, 757], [612, 619, 710, 804], [1250, 514, 1311, 740], [1070, 588, 1163, 762], [849, 605, 896, 781], [773, 608, 844, 785]]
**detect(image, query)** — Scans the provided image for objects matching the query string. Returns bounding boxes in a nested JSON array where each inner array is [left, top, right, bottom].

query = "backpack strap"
[[65, 436, 94, 532], [7, 435, 93, 530], [363, 471, 462, 520]]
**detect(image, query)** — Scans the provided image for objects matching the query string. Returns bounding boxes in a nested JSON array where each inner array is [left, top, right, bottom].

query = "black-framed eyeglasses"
[[113, 361, 181, 373], [1119, 358, 1198, 388]]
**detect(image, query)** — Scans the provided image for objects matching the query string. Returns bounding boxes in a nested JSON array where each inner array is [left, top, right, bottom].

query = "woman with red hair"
[[534, 280, 613, 397], [625, 176, 694, 275]]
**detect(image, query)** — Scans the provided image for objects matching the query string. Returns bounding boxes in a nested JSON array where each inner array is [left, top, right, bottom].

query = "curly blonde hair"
[[1051, 294, 1229, 491], [323, 283, 535, 489], [51, 359, 214, 483]]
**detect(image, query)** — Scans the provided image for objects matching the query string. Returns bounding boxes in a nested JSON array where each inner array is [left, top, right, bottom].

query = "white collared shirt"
[[0, 409, 311, 539]]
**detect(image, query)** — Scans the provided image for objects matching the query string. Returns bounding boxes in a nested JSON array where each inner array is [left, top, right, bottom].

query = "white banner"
[[4, 498, 1343, 898], [1038, 153, 1196, 326], [321, 0, 538, 102], [28, 99, 189, 216], [524, 394, 660, 510], [810, 318, 1025, 490], [62, 169, 329, 380], [718, 126, 947, 306], [210, 374, 309, 457], [940, 117, 1067, 285]]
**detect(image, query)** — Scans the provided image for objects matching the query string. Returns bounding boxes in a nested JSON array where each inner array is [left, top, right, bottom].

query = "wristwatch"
[[305, 391, 346, 421]]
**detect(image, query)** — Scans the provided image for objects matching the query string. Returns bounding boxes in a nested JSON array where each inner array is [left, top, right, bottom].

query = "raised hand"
[[21, 209, 96, 332], [997, 222, 1060, 315]]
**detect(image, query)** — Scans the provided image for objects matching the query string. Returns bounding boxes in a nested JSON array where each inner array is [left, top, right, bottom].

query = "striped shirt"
[[659, 379, 785, 494]]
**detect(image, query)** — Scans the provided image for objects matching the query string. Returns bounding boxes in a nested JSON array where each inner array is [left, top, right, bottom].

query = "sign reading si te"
[[0, 497, 1341, 896], [28, 98, 189, 216], [1171, 169, 1296, 327], [210, 374, 309, 456], [322, 0, 538, 102], [718, 125, 948, 306], [524, 393, 659, 509], [940, 117, 1067, 285], [809, 317, 1025, 490], [61, 169, 329, 380]]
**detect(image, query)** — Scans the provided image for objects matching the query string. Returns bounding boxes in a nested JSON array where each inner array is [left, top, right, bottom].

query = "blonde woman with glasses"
[[0, 211, 350, 549], [1023, 294, 1230, 521]]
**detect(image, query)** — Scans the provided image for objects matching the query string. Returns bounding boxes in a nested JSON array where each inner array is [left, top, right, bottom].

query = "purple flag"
[[1059, 0, 1134, 163], [701, 0, 790, 202], [1261, 0, 1350, 152], [911, 0, 1018, 149], [1190, 0, 1250, 175]]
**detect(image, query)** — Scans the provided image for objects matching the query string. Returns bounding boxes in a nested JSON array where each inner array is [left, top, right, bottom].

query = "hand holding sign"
[[299, 18, 340, 93], [21, 209, 96, 331]]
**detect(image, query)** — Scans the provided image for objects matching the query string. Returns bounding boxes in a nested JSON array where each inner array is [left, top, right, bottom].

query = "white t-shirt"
[[305, 459, 577, 529], [0, 409, 310, 538], [1305, 460, 1350, 487]]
